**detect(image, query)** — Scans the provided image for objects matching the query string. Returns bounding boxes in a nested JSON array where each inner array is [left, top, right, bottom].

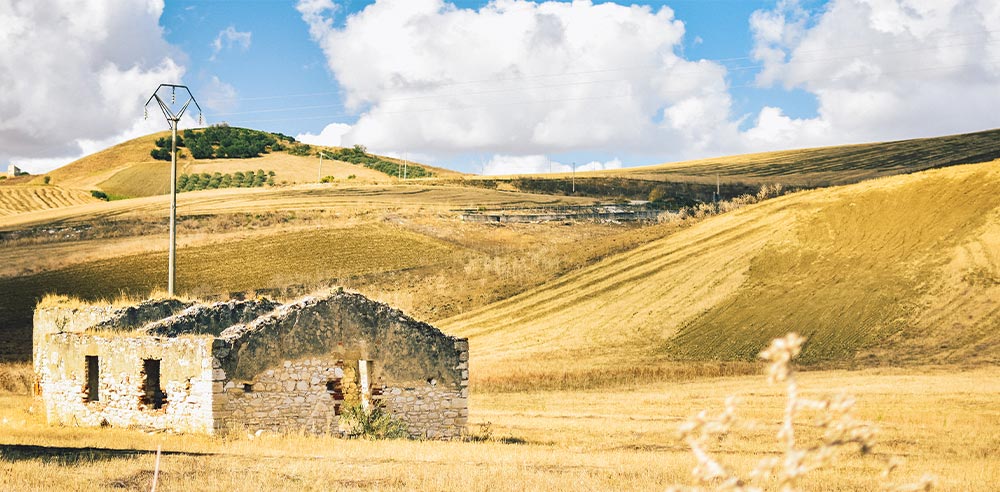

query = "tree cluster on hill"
[[151, 126, 294, 161], [177, 169, 275, 192], [327, 145, 433, 178]]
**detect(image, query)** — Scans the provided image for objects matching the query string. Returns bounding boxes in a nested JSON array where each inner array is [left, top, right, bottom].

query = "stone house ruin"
[[6, 164, 21, 178], [33, 291, 469, 439]]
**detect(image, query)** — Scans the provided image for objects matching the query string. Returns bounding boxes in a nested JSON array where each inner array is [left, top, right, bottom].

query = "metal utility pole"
[[714, 173, 720, 208], [403, 154, 408, 180], [317, 150, 334, 182], [572, 162, 576, 194], [144, 84, 202, 297]]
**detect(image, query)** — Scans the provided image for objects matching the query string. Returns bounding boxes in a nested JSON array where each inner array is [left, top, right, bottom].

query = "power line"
[[204, 29, 999, 110], [219, 58, 1000, 126]]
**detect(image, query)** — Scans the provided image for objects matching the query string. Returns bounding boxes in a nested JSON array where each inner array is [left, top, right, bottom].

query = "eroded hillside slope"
[[442, 160, 1000, 375]]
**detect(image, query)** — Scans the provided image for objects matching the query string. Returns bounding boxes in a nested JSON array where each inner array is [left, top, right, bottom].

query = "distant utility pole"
[[572, 162, 576, 194], [144, 84, 202, 297], [714, 173, 720, 208], [318, 150, 334, 182], [403, 154, 408, 180]]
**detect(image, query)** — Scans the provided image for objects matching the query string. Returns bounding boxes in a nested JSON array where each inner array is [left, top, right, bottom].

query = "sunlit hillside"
[[585, 128, 1000, 186], [442, 159, 1000, 381], [40, 130, 462, 199], [459, 129, 1000, 205]]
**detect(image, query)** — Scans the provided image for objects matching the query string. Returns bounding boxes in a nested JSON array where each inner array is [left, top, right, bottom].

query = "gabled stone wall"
[[34, 291, 469, 439], [212, 292, 469, 439]]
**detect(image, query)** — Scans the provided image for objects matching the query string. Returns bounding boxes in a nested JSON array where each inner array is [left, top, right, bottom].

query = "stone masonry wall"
[[212, 292, 470, 439], [38, 333, 215, 434], [214, 347, 469, 439], [216, 356, 346, 434]]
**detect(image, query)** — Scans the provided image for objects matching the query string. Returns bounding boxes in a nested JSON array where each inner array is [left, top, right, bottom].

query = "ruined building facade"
[[33, 291, 469, 439]]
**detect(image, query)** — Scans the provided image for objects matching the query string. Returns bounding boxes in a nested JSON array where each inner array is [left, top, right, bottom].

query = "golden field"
[[0, 365, 996, 491], [0, 186, 98, 217]]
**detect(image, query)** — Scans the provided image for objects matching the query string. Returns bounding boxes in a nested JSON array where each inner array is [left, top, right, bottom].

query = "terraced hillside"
[[442, 159, 1000, 380], [0, 186, 98, 216]]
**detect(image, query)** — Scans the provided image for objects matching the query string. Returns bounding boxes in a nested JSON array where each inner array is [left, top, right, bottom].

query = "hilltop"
[[38, 127, 463, 199]]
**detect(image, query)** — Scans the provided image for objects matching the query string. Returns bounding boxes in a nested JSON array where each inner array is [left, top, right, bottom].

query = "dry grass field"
[[442, 160, 1000, 381], [0, 365, 995, 491]]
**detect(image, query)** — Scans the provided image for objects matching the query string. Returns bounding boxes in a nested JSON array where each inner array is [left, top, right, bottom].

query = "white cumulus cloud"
[[742, 0, 1000, 150], [210, 26, 252, 61], [484, 154, 621, 175], [201, 76, 239, 112], [296, 122, 353, 147], [0, 0, 186, 173], [296, 0, 739, 160]]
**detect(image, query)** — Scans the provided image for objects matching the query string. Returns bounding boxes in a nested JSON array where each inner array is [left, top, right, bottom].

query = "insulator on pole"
[[198, 113, 203, 126], [144, 108, 148, 120], [171, 87, 176, 104]]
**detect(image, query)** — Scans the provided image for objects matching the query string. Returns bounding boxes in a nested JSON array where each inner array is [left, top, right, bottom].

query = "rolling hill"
[[460, 128, 1000, 204], [39, 129, 463, 201], [440, 159, 1000, 380], [2, 128, 998, 374]]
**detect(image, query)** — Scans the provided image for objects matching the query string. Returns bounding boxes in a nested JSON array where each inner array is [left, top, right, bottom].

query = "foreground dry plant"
[[672, 333, 934, 492]]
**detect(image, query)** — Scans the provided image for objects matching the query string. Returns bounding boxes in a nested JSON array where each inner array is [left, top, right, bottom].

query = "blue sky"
[[4, 0, 998, 174], [163, 0, 819, 133]]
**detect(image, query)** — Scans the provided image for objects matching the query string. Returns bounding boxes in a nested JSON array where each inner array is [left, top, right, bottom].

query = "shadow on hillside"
[[0, 443, 215, 464]]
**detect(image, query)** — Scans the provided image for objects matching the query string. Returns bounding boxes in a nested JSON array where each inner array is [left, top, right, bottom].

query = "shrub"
[[90, 190, 109, 201], [288, 144, 312, 156], [42, 176, 51, 185], [339, 402, 409, 440], [175, 170, 274, 193], [320, 176, 335, 183]]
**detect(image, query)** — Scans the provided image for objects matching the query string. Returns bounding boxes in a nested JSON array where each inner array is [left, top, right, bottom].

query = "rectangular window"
[[142, 359, 166, 409], [85, 355, 99, 402]]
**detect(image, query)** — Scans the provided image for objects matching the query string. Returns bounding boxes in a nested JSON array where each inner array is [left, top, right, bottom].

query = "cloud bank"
[[298, 0, 1000, 174], [0, 0, 186, 173], [297, 0, 739, 164], [744, 0, 1000, 149]]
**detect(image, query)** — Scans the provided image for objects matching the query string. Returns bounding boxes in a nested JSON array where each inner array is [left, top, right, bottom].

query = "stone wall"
[[215, 356, 346, 434], [214, 346, 469, 439], [382, 337, 468, 439], [38, 333, 215, 434], [213, 292, 469, 439]]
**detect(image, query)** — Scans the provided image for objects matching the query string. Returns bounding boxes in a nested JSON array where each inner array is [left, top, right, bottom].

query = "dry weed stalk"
[[671, 333, 935, 492]]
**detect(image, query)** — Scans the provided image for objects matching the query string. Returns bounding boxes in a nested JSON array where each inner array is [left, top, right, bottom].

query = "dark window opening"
[[85, 355, 99, 402], [243, 383, 253, 393], [326, 379, 343, 399], [141, 359, 166, 410], [327, 379, 344, 415]]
